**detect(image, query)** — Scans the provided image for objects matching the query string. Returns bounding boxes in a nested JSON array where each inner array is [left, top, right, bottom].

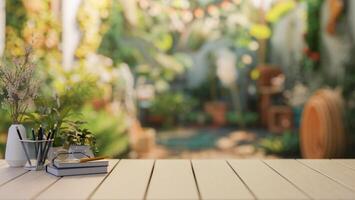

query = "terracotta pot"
[[129, 120, 156, 156], [204, 101, 227, 126], [147, 115, 164, 125], [300, 89, 345, 158]]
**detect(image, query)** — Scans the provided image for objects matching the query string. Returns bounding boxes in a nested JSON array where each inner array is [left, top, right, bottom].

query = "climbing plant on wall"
[[5, 0, 62, 85], [303, 0, 322, 72], [97, 0, 187, 93], [97, 1, 137, 66], [4, 0, 26, 56], [75, 0, 111, 60]]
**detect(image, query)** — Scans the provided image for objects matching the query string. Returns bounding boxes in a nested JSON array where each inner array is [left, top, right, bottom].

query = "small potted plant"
[[0, 48, 38, 167], [64, 127, 97, 158]]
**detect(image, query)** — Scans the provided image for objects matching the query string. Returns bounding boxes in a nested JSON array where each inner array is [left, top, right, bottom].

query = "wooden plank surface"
[[336, 159, 355, 170], [192, 160, 253, 200], [146, 160, 199, 200], [300, 159, 355, 191], [91, 159, 154, 200], [265, 159, 355, 199], [0, 171, 59, 200], [229, 160, 308, 200], [0, 163, 28, 187], [36, 160, 119, 200], [0, 159, 355, 200]]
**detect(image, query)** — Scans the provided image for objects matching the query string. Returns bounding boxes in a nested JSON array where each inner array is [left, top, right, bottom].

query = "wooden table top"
[[0, 159, 355, 200]]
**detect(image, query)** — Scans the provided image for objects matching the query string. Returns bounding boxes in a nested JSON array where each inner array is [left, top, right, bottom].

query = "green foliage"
[[63, 127, 97, 153], [81, 106, 129, 157], [184, 111, 211, 125], [303, 0, 322, 72], [149, 92, 197, 127], [305, 0, 322, 52], [98, 2, 135, 66], [226, 112, 258, 127], [258, 131, 300, 157], [26, 80, 97, 146], [5, 0, 26, 33], [187, 29, 207, 51], [0, 109, 11, 158], [343, 47, 355, 135]]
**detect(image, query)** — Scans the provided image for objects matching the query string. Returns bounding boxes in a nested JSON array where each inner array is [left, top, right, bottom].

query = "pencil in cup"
[[18, 139, 54, 170]]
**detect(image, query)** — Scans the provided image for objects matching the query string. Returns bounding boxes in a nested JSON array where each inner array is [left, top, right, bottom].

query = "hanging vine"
[[303, 0, 322, 72]]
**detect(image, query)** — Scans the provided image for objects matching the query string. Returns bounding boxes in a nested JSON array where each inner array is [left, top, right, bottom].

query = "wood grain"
[[336, 159, 355, 170], [36, 160, 119, 200], [192, 160, 253, 200], [0, 159, 354, 200], [229, 160, 308, 200], [265, 159, 355, 199], [146, 160, 199, 200], [0, 171, 59, 200], [0, 163, 28, 187], [91, 159, 154, 200], [300, 159, 355, 191]]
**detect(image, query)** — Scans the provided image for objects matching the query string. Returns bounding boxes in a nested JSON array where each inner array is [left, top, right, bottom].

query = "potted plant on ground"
[[205, 48, 247, 127], [0, 48, 38, 167], [148, 91, 197, 128]]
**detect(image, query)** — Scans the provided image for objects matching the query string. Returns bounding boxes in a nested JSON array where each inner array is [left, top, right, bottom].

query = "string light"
[[139, 0, 246, 20], [221, 0, 233, 11], [207, 5, 219, 17], [194, 8, 205, 18], [233, 0, 242, 5]]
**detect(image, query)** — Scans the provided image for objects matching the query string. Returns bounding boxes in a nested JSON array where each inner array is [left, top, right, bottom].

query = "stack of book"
[[46, 159, 108, 176]]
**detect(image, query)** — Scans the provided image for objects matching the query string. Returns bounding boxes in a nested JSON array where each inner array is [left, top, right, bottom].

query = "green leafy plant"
[[258, 131, 300, 157], [226, 112, 259, 127], [26, 79, 96, 146], [81, 105, 129, 157], [303, 0, 322, 73], [149, 92, 197, 128], [184, 111, 211, 125], [63, 127, 97, 153]]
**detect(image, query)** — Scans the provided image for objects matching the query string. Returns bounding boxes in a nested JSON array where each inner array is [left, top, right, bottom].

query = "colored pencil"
[[16, 127, 32, 166], [31, 128, 38, 156]]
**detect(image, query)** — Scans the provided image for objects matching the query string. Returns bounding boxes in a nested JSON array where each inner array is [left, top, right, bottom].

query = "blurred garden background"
[[0, 0, 355, 159]]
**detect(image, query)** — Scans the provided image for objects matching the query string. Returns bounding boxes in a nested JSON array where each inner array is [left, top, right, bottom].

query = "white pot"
[[5, 124, 27, 167]]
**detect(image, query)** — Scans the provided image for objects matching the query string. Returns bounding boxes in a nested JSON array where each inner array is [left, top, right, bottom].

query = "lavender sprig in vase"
[[0, 47, 38, 167]]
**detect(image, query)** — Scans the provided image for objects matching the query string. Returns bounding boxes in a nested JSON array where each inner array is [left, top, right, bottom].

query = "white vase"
[[5, 124, 27, 167]]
